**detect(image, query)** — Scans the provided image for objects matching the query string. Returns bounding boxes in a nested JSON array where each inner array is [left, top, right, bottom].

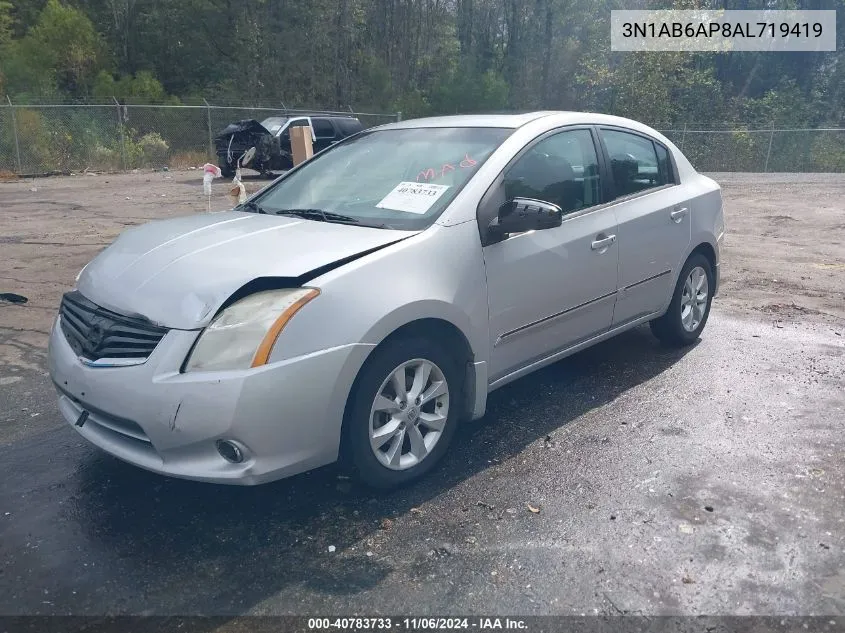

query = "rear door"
[[596, 127, 691, 326]]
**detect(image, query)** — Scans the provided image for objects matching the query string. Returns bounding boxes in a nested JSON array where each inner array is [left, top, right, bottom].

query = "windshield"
[[250, 127, 511, 230], [261, 116, 289, 135]]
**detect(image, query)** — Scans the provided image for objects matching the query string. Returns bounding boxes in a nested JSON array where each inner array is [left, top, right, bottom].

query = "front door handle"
[[670, 207, 689, 222], [591, 234, 617, 251]]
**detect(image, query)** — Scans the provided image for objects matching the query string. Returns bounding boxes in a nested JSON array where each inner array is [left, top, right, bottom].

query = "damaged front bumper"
[[48, 316, 372, 485]]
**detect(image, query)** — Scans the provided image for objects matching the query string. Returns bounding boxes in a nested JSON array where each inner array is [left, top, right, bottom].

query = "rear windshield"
[[252, 127, 512, 230]]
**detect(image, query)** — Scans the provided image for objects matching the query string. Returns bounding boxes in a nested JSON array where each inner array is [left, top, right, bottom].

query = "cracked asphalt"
[[0, 172, 843, 617]]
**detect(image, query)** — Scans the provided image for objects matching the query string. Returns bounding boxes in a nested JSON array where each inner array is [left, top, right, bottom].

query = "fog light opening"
[[216, 439, 244, 464]]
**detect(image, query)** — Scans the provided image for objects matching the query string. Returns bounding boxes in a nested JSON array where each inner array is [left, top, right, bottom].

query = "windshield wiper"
[[239, 200, 270, 214], [274, 208, 360, 224]]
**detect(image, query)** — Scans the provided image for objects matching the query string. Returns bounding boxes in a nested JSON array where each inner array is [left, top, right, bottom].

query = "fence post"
[[680, 123, 687, 152], [396, 111, 403, 122], [7, 96, 22, 175], [764, 123, 775, 173], [113, 97, 127, 171], [203, 98, 214, 160]]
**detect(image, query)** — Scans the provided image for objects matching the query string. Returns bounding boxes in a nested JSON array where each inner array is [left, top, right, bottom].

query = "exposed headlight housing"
[[184, 288, 319, 372]]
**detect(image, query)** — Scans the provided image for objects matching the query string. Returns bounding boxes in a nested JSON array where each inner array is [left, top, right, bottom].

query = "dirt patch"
[[711, 172, 845, 325]]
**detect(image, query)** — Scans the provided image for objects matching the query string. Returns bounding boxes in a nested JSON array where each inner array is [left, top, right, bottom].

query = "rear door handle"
[[670, 207, 689, 222], [591, 234, 617, 251]]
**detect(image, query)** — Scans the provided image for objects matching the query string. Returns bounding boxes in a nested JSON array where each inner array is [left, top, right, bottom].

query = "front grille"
[[59, 291, 168, 362]]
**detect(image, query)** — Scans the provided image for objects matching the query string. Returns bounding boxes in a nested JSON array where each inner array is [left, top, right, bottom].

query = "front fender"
[[272, 221, 490, 365]]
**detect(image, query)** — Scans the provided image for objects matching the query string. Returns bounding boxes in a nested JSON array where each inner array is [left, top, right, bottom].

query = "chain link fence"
[[659, 127, 845, 173], [1, 102, 843, 174], [0, 102, 401, 175]]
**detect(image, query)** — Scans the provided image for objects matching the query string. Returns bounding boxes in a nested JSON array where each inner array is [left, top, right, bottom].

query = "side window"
[[312, 118, 336, 139], [600, 129, 670, 197], [655, 142, 674, 185], [502, 129, 601, 214]]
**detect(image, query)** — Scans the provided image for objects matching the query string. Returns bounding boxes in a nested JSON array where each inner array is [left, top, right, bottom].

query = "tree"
[[1, 0, 106, 98]]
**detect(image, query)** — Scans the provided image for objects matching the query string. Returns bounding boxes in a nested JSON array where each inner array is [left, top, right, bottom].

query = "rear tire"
[[650, 253, 714, 347], [344, 337, 463, 489]]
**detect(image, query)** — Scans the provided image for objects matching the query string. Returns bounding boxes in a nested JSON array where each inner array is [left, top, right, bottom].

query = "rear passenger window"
[[600, 129, 671, 198]]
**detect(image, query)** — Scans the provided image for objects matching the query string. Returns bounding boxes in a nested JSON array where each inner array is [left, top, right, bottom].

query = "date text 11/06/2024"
[[307, 617, 529, 630]]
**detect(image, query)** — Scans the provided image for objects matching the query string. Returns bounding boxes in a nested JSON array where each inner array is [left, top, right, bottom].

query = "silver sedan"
[[48, 112, 724, 488]]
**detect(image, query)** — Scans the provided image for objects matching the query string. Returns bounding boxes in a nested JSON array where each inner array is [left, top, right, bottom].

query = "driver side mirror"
[[488, 197, 562, 241]]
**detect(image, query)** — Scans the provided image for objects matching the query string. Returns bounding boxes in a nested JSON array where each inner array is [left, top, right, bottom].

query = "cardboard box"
[[290, 126, 314, 166]]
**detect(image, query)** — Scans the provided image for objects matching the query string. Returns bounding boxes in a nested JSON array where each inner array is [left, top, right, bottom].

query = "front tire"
[[650, 253, 714, 346], [344, 337, 462, 489]]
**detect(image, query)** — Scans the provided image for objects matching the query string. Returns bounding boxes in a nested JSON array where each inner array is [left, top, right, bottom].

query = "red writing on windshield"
[[417, 154, 478, 182]]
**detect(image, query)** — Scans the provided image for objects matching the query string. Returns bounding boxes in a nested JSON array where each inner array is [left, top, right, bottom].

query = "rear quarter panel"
[[673, 173, 724, 303]]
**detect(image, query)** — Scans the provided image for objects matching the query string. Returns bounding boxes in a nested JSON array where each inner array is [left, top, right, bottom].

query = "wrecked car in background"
[[215, 114, 364, 177]]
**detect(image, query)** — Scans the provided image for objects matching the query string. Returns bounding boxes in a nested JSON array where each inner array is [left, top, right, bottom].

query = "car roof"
[[282, 113, 358, 119], [378, 111, 658, 132], [379, 112, 556, 129]]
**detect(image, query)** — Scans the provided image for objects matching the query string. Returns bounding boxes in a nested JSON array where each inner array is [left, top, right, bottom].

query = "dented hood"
[[214, 119, 272, 140], [76, 211, 414, 329]]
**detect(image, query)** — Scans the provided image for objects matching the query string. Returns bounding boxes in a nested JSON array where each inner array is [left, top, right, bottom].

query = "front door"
[[482, 128, 619, 383]]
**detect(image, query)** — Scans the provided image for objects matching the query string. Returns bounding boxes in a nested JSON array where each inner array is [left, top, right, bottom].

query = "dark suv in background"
[[215, 114, 364, 177]]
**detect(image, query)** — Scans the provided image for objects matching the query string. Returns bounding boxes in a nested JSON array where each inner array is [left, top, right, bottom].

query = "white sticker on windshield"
[[376, 182, 450, 215]]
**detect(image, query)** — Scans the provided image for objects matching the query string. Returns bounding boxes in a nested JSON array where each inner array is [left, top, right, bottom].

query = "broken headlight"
[[184, 288, 319, 372]]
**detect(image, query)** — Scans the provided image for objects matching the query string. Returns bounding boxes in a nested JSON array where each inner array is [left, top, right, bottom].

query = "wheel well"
[[377, 318, 474, 366], [339, 318, 476, 459], [691, 242, 716, 270]]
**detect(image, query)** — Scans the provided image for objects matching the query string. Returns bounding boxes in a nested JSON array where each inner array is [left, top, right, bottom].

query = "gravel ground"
[[0, 171, 843, 618]]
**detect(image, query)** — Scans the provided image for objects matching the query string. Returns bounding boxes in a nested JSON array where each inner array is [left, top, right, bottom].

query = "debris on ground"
[[477, 501, 495, 511], [820, 543, 830, 550], [704, 506, 714, 512], [328, 545, 336, 553], [410, 507, 423, 515], [0, 293, 28, 304], [527, 503, 540, 514], [682, 576, 696, 584], [679, 524, 695, 534], [379, 518, 394, 531]]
